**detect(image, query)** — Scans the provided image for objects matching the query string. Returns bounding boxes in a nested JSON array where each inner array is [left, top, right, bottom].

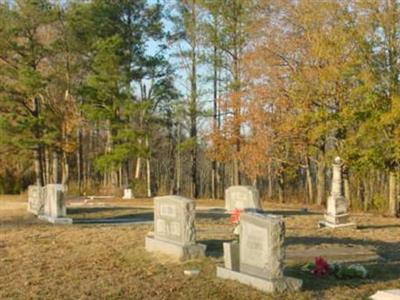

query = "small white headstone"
[[122, 189, 134, 200], [370, 289, 400, 300]]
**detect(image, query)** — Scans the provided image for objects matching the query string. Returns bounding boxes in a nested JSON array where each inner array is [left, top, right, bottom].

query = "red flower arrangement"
[[313, 256, 330, 277], [230, 208, 242, 225]]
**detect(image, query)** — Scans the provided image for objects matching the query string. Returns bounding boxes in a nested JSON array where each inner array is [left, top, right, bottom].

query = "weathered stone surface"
[[218, 212, 302, 293], [223, 242, 240, 271], [320, 157, 355, 228], [39, 184, 72, 224], [38, 215, 73, 224], [122, 189, 134, 199], [324, 213, 350, 225], [145, 234, 206, 261], [370, 289, 400, 300], [225, 186, 261, 212], [154, 195, 196, 246], [146, 195, 206, 261], [27, 185, 45, 215], [216, 267, 302, 293], [43, 184, 67, 219], [318, 220, 356, 229], [240, 213, 284, 280]]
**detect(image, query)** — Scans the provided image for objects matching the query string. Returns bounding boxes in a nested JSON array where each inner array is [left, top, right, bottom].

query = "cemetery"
[[1, 1, 400, 299], [0, 157, 399, 299]]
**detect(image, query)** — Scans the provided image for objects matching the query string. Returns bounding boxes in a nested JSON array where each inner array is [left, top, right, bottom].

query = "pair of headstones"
[[144, 195, 302, 293], [27, 184, 72, 224]]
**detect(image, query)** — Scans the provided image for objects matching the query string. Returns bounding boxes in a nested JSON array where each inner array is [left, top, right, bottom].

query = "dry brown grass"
[[1, 195, 400, 300]]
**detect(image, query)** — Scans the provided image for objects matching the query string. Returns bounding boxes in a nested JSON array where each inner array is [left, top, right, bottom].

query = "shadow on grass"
[[196, 211, 229, 221], [67, 206, 134, 214], [268, 210, 321, 216], [285, 261, 400, 291], [358, 224, 400, 230], [67, 206, 154, 224], [286, 236, 400, 262], [202, 239, 233, 258]]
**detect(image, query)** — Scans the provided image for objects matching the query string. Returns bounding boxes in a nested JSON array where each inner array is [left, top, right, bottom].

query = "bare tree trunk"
[[233, 158, 240, 186], [77, 128, 83, 194], [176, 123, 182, 195], [278, 172, 284, 203], [389, 169, 398, 217], [305, 157, 313, 203], [268, 163, 273, 199], [34, 148, 44, 186], [118, 166, 122, 188], [146, 136, 151, 197], [343, 167, 350, 206], [316, 160, 326, 206], [44, 147, 50, 185], [61, 151, 69, 187], [52, 151, 59, 184]]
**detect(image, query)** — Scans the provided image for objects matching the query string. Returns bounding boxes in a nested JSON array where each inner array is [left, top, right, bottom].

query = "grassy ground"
[[1, 195, 400, 300]]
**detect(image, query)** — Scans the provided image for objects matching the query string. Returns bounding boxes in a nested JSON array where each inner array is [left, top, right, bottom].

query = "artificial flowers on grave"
[[230, 208, 243, 238], [301, 256, 369, 279]]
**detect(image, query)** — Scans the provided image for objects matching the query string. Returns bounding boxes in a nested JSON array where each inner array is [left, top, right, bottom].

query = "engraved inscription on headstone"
[[217, 213, 302, 292], [27, 185, 45, 215], [145, 195, 206, 260], [160, 204, 177, 218], [32, 184, 72, 224], [240, 213, 284, 280], [154, 195, 195, 246]]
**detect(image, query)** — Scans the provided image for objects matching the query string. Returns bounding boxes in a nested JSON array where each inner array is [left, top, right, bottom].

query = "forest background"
[[0, 0, 399, 217]]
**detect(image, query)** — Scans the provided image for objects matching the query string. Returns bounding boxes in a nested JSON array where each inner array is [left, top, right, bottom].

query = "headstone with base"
[[217, 213, 302, 293], [27, 185, 45, 216], [319, 157, 356, 228], [122, 188, 134, 200], [225, 186, 261, 212], [145, 195, 206, 261], [38, 184, 72, 224]]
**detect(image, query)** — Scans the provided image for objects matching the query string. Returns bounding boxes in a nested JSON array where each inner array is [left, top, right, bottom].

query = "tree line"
[[0, 0, 399, 217]]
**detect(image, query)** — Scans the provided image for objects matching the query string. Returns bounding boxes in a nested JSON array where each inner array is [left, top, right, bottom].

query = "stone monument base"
[[145, 234, 206, 261], [318, 214, 356, 229], [27, 208, 39, 216], [38, 215, 73, 224], [216, 267, 302, 293]]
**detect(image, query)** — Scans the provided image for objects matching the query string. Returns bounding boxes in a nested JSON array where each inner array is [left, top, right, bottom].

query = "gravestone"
[[122, 188, 134, 200], [370, 289, 400, 300], [38, 184, 72, 224], [145, 195, 206, 261], [217, 213, 302, 293], [319, 157, 356, 228], [27, 185, 45, 216], [225, 186, 261, 212]]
